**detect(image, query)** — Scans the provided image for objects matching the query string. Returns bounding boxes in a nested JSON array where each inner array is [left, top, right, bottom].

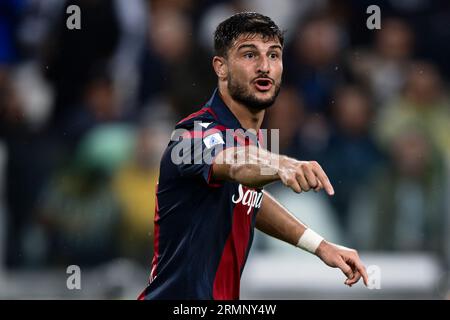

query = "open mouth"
[[254, 78, 273, 91]]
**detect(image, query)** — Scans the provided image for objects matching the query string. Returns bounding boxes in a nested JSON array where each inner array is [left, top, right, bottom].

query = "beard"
[[227, 74, 281, 110]]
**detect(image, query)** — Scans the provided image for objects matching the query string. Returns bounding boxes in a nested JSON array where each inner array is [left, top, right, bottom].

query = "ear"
[[212, 56, 228, 81]]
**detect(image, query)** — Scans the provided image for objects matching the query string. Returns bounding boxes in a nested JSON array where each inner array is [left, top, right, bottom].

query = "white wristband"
[[296, 228, 324, 254]]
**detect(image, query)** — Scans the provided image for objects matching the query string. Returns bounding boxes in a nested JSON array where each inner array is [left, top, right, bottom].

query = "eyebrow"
[[236, 44, 283, 51]]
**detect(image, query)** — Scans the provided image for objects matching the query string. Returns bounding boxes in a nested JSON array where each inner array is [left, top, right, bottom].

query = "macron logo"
[[199, 122, 212, 128]]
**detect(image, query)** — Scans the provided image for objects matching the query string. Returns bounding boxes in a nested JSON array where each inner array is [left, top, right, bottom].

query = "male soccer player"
[[139, 12, 369, 300]]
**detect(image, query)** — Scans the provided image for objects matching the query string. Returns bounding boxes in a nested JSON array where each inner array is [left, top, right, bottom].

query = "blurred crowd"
[[0, 0, 449, 276]]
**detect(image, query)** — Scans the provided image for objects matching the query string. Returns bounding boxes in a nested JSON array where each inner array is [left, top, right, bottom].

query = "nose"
[[257, 55, 270, 74]]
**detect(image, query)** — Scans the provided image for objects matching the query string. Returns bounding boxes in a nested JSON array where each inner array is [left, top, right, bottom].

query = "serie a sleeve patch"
[[203, 132, 225, 149]]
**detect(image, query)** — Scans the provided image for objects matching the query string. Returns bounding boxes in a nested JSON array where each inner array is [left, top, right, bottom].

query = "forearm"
[[212, 145, 282, 188], [212, 145, 334, 195], [255, 191, 309, 246]]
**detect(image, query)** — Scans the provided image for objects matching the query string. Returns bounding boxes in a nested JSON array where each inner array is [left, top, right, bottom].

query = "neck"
[[218, 83, 265, 131]]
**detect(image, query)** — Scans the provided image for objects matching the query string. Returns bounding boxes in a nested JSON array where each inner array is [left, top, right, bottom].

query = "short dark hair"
[[214, 12, 284, 57]]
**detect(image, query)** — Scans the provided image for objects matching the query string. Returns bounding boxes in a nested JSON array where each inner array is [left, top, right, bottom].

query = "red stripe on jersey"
[[257, 129, 265, 148], [180, 125, 228, 139], [180, 131, 204, 139], [206, 107, 219, 121], [212, 187, 255, 300], [232, 130, 258, 147], [177, 108, 209, 125], [177, 107, 218, 125], [233, 133, 246, 146]]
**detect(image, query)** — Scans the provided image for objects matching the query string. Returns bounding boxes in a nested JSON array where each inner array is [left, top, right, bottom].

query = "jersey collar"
[[205, 88, 244, 130]]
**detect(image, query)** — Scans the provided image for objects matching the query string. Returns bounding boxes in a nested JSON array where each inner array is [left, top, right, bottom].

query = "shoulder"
[[174, 107, 227, 138]]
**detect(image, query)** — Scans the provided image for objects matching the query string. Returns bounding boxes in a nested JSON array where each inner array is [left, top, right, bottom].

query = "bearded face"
[[223, 34, 283, 111]]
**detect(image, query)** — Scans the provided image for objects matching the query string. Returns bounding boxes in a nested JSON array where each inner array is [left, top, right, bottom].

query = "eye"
[[269, 52, 279, 60], [244, 52, 255, 59]]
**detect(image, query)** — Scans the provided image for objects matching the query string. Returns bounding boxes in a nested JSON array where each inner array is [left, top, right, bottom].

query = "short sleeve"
[[168, 124, 228, 187]]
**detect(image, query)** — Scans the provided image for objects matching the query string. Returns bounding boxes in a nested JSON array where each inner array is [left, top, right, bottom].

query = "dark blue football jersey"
[[138, 89, 265, 300]]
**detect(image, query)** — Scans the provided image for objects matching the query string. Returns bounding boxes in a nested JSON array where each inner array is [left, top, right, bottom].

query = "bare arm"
[[256, 191, 369, 287], [212, 145, 368, 286], [212, 145, 334, 195], [255, 191, 307, 245]]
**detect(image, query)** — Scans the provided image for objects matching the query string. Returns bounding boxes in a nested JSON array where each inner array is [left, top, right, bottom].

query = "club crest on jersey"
[[231, 184, 263, 214]]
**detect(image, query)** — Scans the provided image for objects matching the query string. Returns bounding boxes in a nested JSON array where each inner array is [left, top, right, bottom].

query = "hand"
[[278, 157, 334, 195], [315, 240, 369, 287]]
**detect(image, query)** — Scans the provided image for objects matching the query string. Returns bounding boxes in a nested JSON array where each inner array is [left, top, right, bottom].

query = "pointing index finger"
[[356, 262, 369, 287], [312, 165, 334, 196]]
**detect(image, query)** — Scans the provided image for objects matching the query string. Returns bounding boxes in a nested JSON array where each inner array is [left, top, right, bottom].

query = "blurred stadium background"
[[0, 0, 449, 299]]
